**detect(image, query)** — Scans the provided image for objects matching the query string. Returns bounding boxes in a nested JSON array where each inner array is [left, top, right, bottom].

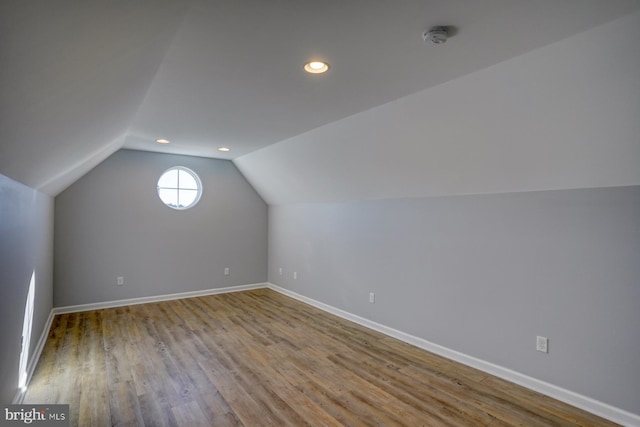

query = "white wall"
[[235, 10, 640, 205], [54, 150, 268, 307], [0, 174, 54, 404]]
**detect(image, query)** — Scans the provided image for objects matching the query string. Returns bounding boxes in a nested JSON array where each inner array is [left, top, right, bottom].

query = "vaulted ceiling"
[[2, 0, 639, 198]]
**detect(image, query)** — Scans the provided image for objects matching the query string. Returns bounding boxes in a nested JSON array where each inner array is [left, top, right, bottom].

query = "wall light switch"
[[224, 267, 230, 276], [117, 276, 124, 286]]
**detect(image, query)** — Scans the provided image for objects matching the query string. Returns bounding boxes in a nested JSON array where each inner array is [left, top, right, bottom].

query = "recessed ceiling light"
[[218, 147, 230, 152], [155, 138, 170, 144], [304, 61, 329, 74]]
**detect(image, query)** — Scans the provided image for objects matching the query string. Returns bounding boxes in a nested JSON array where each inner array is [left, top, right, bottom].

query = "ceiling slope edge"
[[37, 136, 126, 196], [234, 9, 640, 206], [40, 2, 199, 197], [0, 0, 194, 196]]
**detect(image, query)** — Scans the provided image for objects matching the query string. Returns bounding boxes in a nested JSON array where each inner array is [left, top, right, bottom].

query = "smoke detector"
[[423, 26, 449, 45]]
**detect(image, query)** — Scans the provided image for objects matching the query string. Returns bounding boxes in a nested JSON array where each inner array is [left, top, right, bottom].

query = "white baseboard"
[[266, 283, 640, 427], [52, 283, 269, 314]]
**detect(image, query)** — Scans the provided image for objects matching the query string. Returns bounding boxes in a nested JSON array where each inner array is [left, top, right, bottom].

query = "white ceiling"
[[1, 0, 639, 195], [236, 9, 640, 204]]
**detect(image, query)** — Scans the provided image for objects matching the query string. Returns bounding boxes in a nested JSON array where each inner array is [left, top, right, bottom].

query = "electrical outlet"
[[369, 292, 375, 303], [279, 267, 283, 275], [293, 272, 297, 280], [117, 276, 124, 286], [224, 267, 230, 276], [536, 336, 548, 353]]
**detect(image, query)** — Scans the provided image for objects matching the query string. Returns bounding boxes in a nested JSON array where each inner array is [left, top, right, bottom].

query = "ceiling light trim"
[[304, 61, 330, 74]]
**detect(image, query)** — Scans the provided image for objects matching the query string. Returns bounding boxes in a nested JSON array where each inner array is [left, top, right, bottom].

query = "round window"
[[157, 166, 202, 210]]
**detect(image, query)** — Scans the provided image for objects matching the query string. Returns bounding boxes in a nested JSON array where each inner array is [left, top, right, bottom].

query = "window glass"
[[157, 167, 202, 210]]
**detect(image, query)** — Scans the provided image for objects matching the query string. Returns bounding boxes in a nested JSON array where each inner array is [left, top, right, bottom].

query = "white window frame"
[[157, 166, 203, 210]]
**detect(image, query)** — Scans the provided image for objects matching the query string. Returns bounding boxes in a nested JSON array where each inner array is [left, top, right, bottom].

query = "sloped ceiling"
[[236, 9, 640, 204], [1, 0, 639, 198], [0, 0, 190, 194]]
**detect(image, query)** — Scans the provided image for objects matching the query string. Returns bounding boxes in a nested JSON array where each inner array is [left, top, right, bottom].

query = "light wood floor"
[[24, 289, 616, 426]]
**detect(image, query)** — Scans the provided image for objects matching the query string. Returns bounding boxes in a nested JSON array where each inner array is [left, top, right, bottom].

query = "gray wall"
[[54, 149, 267, 307], [268, 186, 640, 415], [0, 174, 54, 404]]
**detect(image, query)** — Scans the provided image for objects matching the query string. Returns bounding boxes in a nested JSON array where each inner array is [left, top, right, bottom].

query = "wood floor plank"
[[327, 352, 484, 426], [194, 391, 243, 427], [78, 374, 110, 427], [172, 400, 209, 427], [24, 289, 619, 426], [137, 390, 179, 427], [295, 380, 373, 427]]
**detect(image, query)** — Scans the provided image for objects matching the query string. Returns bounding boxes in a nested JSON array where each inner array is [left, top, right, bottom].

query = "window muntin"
[[157, 166, 202, 210]]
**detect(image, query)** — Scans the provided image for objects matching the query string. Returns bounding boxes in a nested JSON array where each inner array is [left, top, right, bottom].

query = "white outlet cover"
[[536, 336, 548, 353]]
